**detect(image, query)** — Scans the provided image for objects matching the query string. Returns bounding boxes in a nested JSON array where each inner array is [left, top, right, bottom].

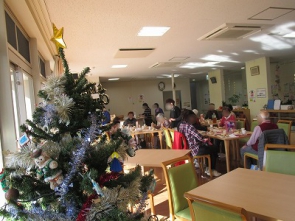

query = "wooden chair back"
[[162, 155, 198, 221], [164, 129, 173, 149], [185, 195, 248, 221]]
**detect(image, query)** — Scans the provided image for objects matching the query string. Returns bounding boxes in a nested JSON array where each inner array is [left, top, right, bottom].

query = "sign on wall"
[[256, 88, 266, 98]]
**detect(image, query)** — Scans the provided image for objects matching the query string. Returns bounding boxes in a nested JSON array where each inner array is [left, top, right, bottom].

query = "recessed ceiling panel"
[[249, 7, 295, 20]]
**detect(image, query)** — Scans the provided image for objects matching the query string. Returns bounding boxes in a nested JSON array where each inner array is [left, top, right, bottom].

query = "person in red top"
[[219, 106, 236, 127], [240, 110, 278, 168]]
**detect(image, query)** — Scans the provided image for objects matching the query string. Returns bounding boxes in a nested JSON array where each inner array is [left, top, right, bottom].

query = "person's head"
[[192, 109, 199, 116], [208, 103, 215, 111], [182, 109, 196, 124], [110, 117, 120, 134], [222, 106, 231, 117], [227, 104, 233, 112], [156, 113, 165, 123], [257, 110, 270, 124], [153, 103, 159, 109], [165, 98, 175, 110], [142, 103, 149, 110], [127, 111, 134, 120]]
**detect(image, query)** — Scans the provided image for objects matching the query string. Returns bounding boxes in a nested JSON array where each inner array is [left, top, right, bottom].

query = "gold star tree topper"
[[50, 23, 67, 52]]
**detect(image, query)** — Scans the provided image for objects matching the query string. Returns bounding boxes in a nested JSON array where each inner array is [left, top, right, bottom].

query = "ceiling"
[[43, 0, 295, 82]]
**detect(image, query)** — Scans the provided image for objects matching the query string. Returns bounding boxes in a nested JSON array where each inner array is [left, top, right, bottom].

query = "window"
[[39, 56, 46, 78], [5, 11, 30, 63], [5, 11, 17, 49], [17, 27, 30, 63]]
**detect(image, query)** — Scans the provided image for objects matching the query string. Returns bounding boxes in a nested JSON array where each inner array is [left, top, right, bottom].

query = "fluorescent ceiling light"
[[111, 65, 127, 68], [241, 67, 245, 69], [179, 62, 219, 69], [201, 55, 239, 63], [138, 26, 170, 36], [157, 74, 179, 78], [108, 78, 120, 81], [283, 32, 295, 38]]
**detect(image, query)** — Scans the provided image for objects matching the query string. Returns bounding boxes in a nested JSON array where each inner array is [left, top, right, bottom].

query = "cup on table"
[[241, 128, 246, 135], [148, 126, 151, 130]]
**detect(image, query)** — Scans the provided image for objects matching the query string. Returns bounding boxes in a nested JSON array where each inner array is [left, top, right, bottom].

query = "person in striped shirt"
[[141, 103, 152, 126]]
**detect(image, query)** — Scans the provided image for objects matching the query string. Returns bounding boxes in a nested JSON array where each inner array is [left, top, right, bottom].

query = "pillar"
[[208, 69, 225, 108], [0, 0, 18, 166], [245, 57, 271, 119], [171, 73, 176, 101]]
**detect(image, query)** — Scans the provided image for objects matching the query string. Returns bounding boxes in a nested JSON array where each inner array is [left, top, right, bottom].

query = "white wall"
[[270, 61, 295, 103], [245, 57, 271, 119], [102, 78, 191, 117]]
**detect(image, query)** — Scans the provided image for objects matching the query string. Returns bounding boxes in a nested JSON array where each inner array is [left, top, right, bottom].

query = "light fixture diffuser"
[[111, 65, 127, 68], [108, 78, 120, 81], [138, 26, 170, 36]]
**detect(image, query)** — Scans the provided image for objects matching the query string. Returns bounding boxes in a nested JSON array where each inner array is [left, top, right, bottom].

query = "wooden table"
[[125, 149, 191, 215], [204, 130, 251, 172], [130, 129, 164, 149], [185, 168, 295, 221], [125, 149, 191, 168]]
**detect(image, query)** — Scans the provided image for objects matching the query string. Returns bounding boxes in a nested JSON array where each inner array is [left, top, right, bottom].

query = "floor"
[[143, 156, 242, 220]]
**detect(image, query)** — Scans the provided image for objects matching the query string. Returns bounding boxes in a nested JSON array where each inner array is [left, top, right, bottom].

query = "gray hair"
[[156, 113, 164, 119]]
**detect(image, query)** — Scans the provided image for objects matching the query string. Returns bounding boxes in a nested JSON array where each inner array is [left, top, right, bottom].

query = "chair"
[[277, 120, 292, 141], [193, 155, 212, 178], [185, 195, 247, 221], [169, 128, 175, 142], [235, 118, 246, 129], [161, 155, 198, 221], [244, 129, 289, 170], [164, 129, 173, 149], [239, 120, 259, 145], [263, 144, 295, 175]]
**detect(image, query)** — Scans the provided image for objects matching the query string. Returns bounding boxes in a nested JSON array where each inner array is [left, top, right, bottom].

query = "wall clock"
[[158, 82, 165, 91]]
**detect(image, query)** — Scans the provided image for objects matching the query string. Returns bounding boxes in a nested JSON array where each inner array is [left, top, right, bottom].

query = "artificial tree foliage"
[[0, 48, 154, 221]]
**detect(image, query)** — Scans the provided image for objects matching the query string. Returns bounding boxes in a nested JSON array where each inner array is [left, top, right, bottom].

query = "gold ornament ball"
[[5, 188, 19, 201]]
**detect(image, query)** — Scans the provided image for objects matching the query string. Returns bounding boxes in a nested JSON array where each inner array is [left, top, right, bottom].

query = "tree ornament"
[[5, 188, 19, 202], [0, 169, 9, 192], [32, 148, 63, 190], [50, 23, 67, 52], [107, 152, 123, 173], [87, 173, 104, 197]]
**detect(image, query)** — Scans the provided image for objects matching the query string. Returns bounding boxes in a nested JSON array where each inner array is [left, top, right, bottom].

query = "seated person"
[[178, 109, 221, 177], [240, 110, 278, 168], [123, 111, 137, 127], [192, 109, 207, 131], [105, 117, 121, 141], [102, 108, 111, 125], [152, 113, 170, 129], [153, 103, 164, 117], [227, 104, 236, 117], [205, 103, 220, 120], [219, 106, 236, 128]]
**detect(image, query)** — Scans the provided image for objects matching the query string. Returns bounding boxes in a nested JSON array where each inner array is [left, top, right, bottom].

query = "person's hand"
[[241, 145, 247, 149], [169, 118, 175, 122]]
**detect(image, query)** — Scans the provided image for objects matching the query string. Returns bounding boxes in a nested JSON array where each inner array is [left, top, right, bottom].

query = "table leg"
[[224, 140, 230, 172], [151, 132, 155, 149], [158, 131, 163, 149]]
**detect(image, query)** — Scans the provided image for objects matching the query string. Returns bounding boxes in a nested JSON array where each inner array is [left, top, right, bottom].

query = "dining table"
[[184, 168, 295, 221], [130, 128, 164, 149], [199, 128, 251, 172]]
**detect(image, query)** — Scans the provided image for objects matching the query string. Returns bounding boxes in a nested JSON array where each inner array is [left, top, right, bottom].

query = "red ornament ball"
[[5, 188, 19, 201]]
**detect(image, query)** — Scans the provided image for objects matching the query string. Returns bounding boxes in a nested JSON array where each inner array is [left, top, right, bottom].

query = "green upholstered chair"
[[277, 120, 292, 141], [162, 155, 198, 221], [235, 118, 246, 129], [263, 144, 295, 176], [185, 195, 247, 221], [164, 129, 173, 149]]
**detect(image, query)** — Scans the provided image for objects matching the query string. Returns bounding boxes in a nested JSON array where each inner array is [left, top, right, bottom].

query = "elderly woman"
[[152, 113, 170, 129]]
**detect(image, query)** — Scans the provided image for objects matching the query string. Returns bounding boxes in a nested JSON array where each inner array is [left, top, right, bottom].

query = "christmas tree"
[[0, 24, 154, 221]]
